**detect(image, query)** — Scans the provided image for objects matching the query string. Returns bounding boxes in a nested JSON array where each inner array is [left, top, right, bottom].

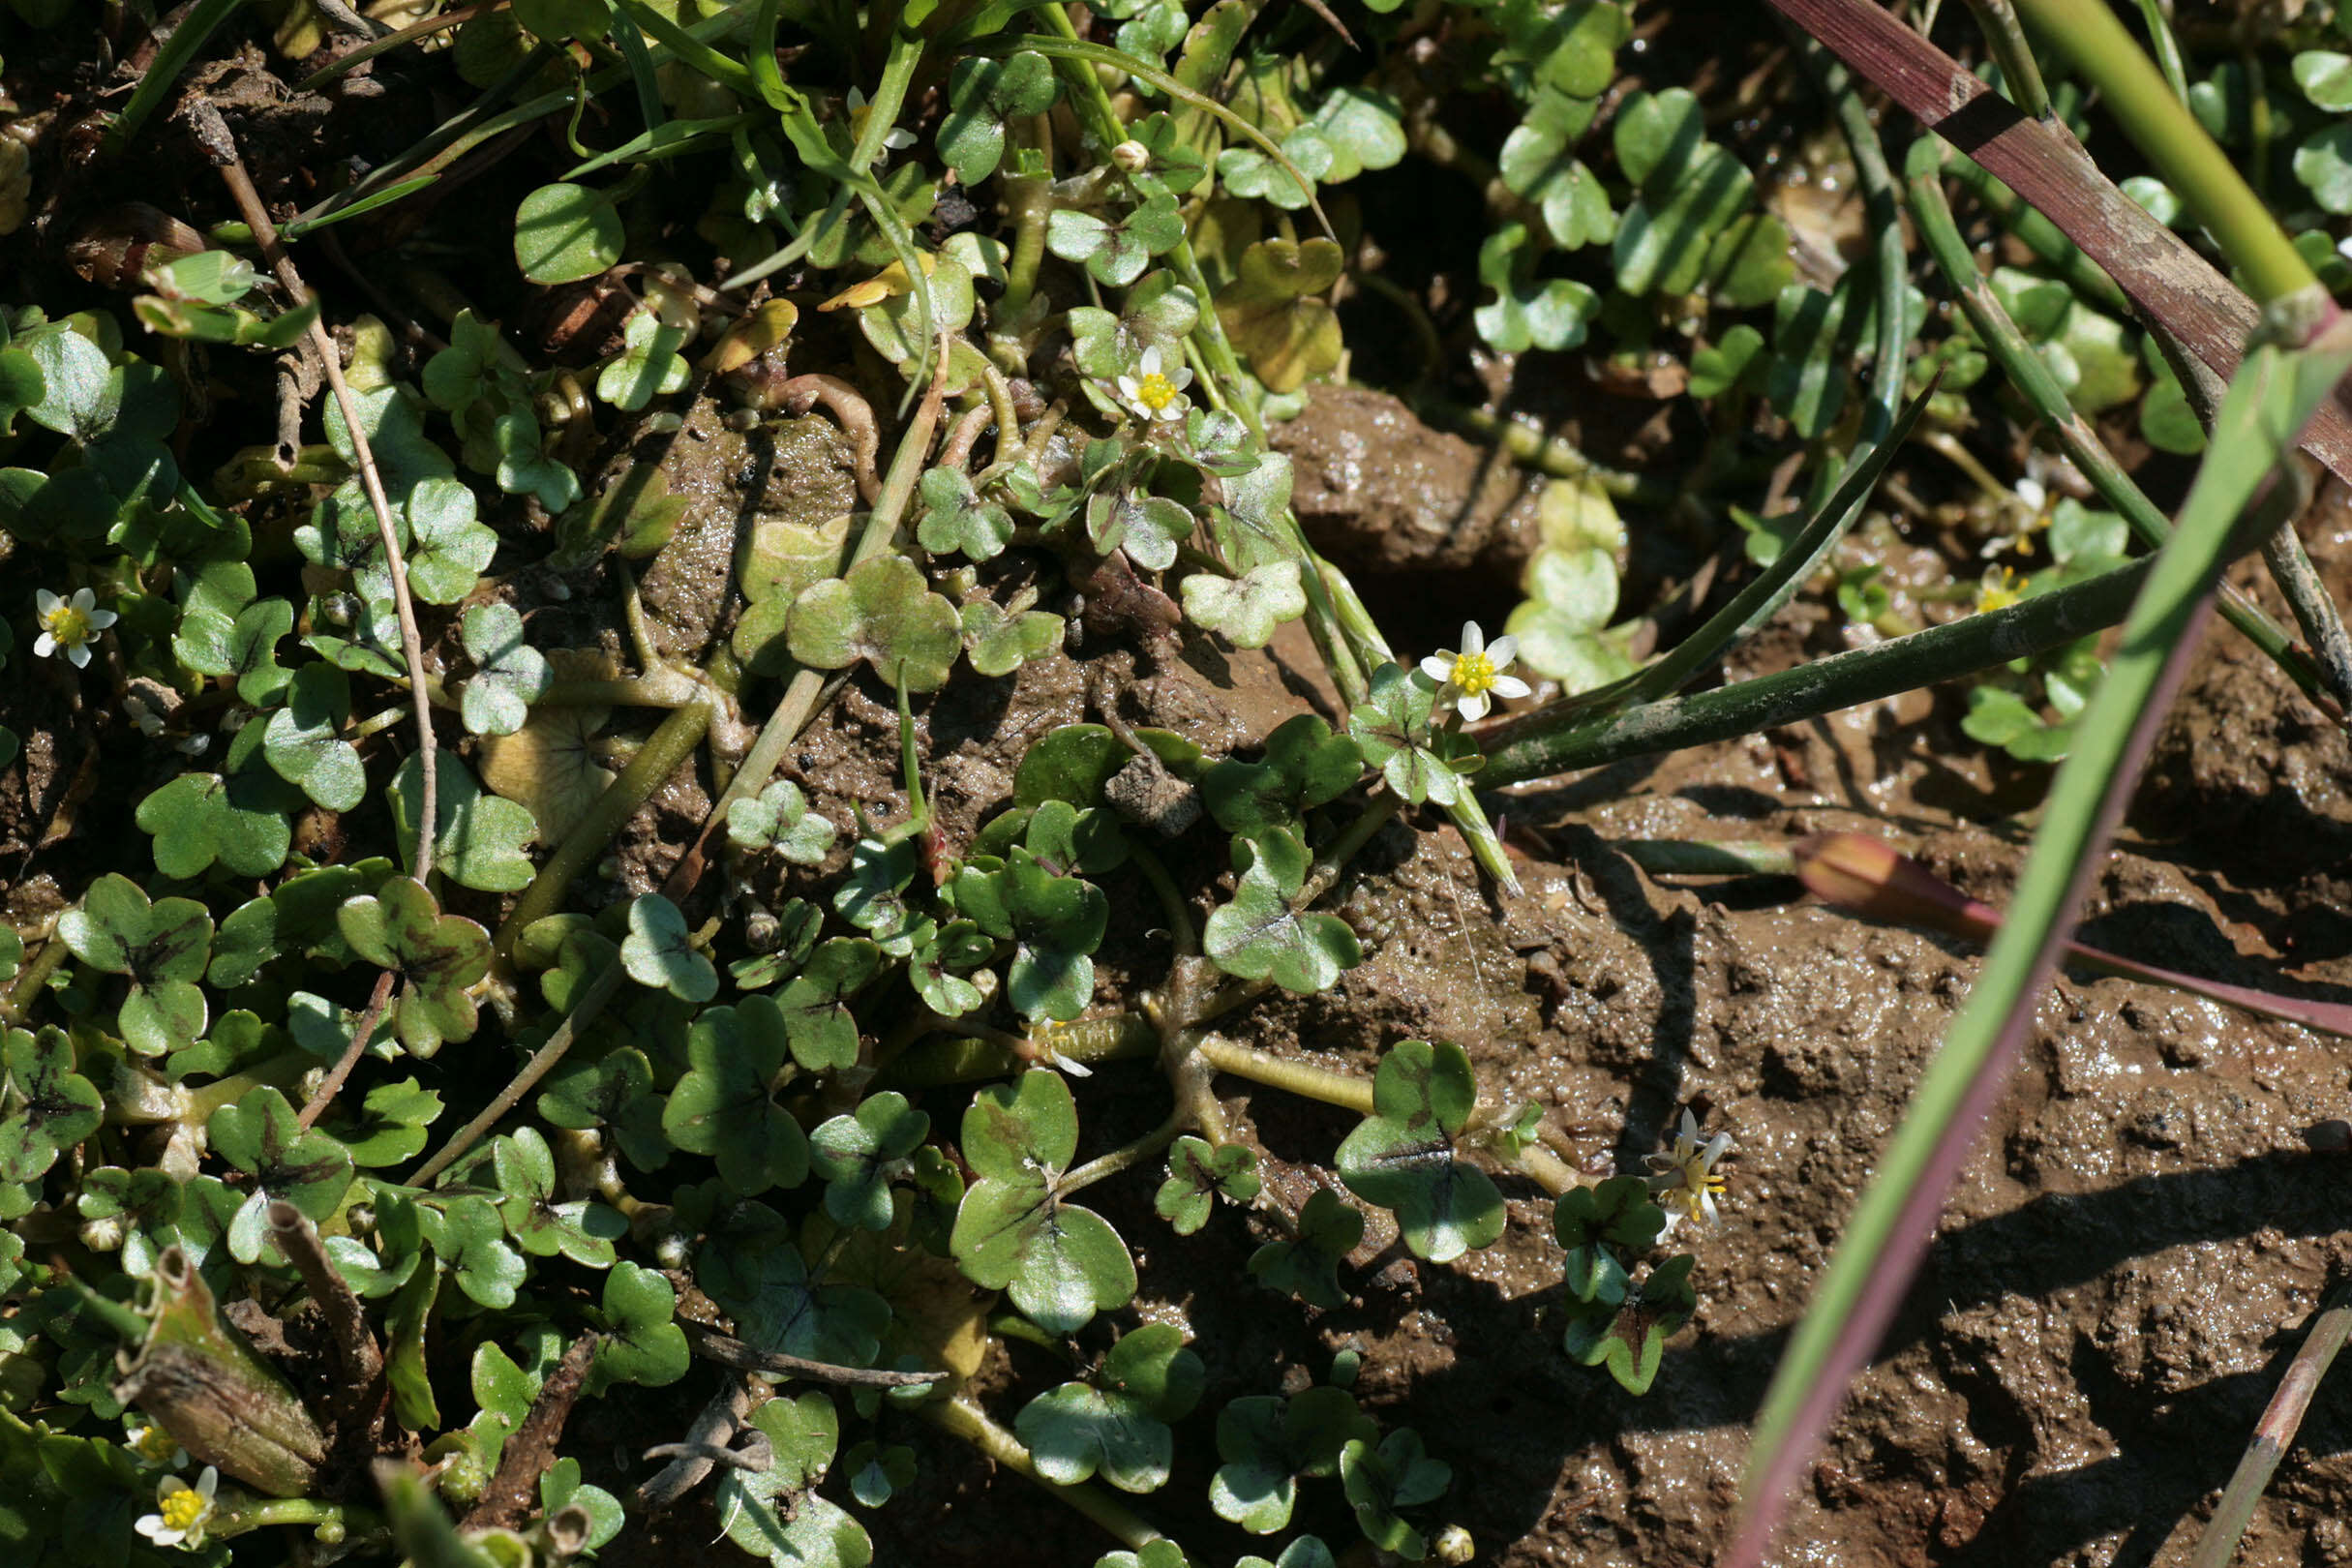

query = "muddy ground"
[[760, 400, 2352, 1568]]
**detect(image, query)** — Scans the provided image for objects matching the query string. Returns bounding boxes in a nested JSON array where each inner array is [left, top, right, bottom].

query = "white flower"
[[1982, 453, 2059, 558], [33, 588, 117, 669], [124, 693, 166, 738], [123, 1413, 189, 1470], [135, 1465, 218, 1549], [1643, 1108, 1731, 1236], [1417, 619, 1530, 722], [1115, 345, 1193, 424], [846, 88, 918, 159]]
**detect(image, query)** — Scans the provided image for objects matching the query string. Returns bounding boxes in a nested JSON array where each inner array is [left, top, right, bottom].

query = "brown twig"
[[460, 1333, 597, 1533], [2188, 1283, 2352, 1568], [298, 969, 397, 1130], [635, 1372, 759, 1514], [183, 96, 438, 877], [264, 1199, 384, 1411], [679, 1319, 946, 1388]]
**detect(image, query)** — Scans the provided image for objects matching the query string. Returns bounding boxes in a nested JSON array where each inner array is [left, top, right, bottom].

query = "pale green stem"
[[1192, 1036, 1375, 1116], [2131, 0, 2190, 105], [214, 1497, 378, 1542], [1965, 0, 2056, 119], [493, 700, 713, 961], [1060, 1108, 1186, 1196]]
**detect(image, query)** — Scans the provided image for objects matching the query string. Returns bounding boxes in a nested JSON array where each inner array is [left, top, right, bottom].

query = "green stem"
[[883, 1012, 1160, 1087], [494, 701, 713, 962], [0, 932, 72, 1025], [214, 1497, 378, 1542], [2014, 0, 2317, 306], [1904, 137, 2331, 706], [1963, 0, 2057, 120], [1060, 1108, 1186, 1196], [2189, 1285, 2352, 1568], [1128, 843, 1198, 956], [2130, 0, 2191, 106], [921, 1395, 1176, 1553], [1613, 839, 1798, 877], [1193, 1036, 1375, 1116], [1483, 553, 2154, 787], [1941, 154, 2134, 317]]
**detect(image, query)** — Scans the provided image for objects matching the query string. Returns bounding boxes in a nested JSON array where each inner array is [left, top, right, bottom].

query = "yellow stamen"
[[132, 1423, 179, 1463], [160, 1487, 205, 1533], [1975, 567, 2023, 616], [1449, 650, 1497, 695], [1134, 372, 1179, 412], [43, 603, 92, 647]]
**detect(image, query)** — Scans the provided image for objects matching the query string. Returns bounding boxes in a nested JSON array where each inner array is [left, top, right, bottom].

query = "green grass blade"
[[109, 0, 249, 152], [1727, 320, 2352, 1568]]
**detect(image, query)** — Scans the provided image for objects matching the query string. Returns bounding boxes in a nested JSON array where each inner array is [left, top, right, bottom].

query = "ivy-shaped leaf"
[[402, 476, 498, 603], [590, 1260, 690, 1391], [207, 1085, 354, 1221], [960, 599, 1065, 678], [1046, 192, 1187, 287], [0, 1027, 104, 1205], [714, 1391, 873, 1567], [1182, 561, 1308, 649], [662, 997, 809, 1194], [620, 893, 719, 1003], [951, 847, 1107, 1021], [337, 878, 493, 1057], [58, 874, 212, 1058], [1334, 1040, 1504, 1264], [1015, 1323, 1204, 1493], [1561, 1252, 1696, 1395], [1202, 829, 1363, 994], [459, 602, 550, 737], [136, 769, 295, 880], [938, 52, 1059, 186], [774, 938, 882, 1069], [495, 1125, 625, 1266], [262, 662, 366, 811], [1346, 662, 1466, 807], [915, 467, 1014, 562], [175, 596, 294, 706], [1156, 1136, 1260, 1236], [1339, 1429, 1451, 1559], [1201, 714, 1362, 837], [1213, 238, 1343, 395], [949, 1070, 1136, 1334], [728, 779, 838, 865], [1210, 1386, 1375, 1534], [596, 311, 693, 411], [700, 1203, 891, 1368], [789, 555, 963, 692], [389, 752, 540, 892], [811, 1091, 931, 1232], [1246, 1187, 1360, 1311]]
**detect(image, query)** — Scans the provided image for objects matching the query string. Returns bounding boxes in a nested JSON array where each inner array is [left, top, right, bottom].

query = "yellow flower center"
[[1449, 650, 1497, 695], [132, 1423, 178, 1463], [1133, 372, 1179, 412], [160, 1487, 206, 1533], [43, 603, 92, 648], [1975, 568, 2024, 616]]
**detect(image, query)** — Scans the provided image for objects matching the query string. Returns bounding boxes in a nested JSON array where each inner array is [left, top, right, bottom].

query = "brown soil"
[[814, 425, 2352, 1568]]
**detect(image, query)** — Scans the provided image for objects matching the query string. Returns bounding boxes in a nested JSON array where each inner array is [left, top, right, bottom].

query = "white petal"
[[68, 642, 91, 668], [1701, 1131, 1732, 1166], [1489, 675, 1531, 701], [35, 589, 60, 616], [87, 608, 118, 630], [1166, 366, 1193, 391], [2014, 477, 2045, 510], [1677, 1107, 1701, 1143], [33, 632, 55, 658], [1699, 1190, 1720, 1225], [70, 588, 96, 613], [1117, 376, 1141, 399], [1459, 620, 1483, 654], [885, 129, 917, 149], [847, 87, 869, 109], [1484, 633, 1519, 669], [1420, 654, 1455, 683], [196, 1468, 219, 1499], [1456, 690, 1492, 721], [135, 1518, 179, 1545], [1138, 346, 1161, 377], [1155, 402, 1184, 421]]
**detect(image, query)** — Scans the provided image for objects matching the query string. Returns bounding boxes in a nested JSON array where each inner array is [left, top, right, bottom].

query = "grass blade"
[[1727, 320, 2352, 1568], [2190, 1286, 2352, 1568]]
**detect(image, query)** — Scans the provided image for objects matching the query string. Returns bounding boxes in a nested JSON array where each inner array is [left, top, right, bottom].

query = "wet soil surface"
[[824, 439, 2352, 1567]]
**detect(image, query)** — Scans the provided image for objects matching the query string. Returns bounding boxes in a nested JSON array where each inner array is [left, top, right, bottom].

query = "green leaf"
[[58, 874, 212, 1058], [403, 475, 498, 602], [1612, 86, 1704, 193], [337, 877, 492, 1057], [596, 310, 693, 411], [592, 1260, 690, 1390], [1047, 192, 1189, 287], [1689, 322, 1765, 399], [1210, 1386, 1373, 1533], [208, 1085, 354, 1221], [136, 769, 294, 879], [773, 938, 881, 1069], [1340, 1428, 1450, 1558], [1345, 662, 1464, 806], [1334, 1040, 1504, 1264], [1200, 714, 1361, 837], [1305, 86, 1406, 183], [459, 602, 550, 737], [1501, 92, 1614, 251], [0, 1026, 104, 1193], [1551, 1175, 1662, 1303], [938, 52, 1059, 186], [812, 1092, 931, 1233], [1217, 128, 1335, 212], [389, 752, 539, 891], [727, 779, 838, 864], [701, 1204, 890, 1368], [949, 1070, 1136, 1334], [496, 1125, 625, 1266], [916, 467, 1014, 562], [1014, 1324, 1204, 1493], [1156, 1136, 1260, 1235], [1202, 828, 1363, 994], [1181, 560, 1309, 649], [1613, 140, 1754, 297], [789, 554, 962, 691], [537, 1045, 670, 1172], [662, 997, 809, 1194], [960, 598, 1065, 678], [263, 662, 366, 811], [515, 182, 624, 285], [176, 596, 294, 705], [715, 1392, 872, 1568], [1069, 271, 1200, 382], [952, 847, 1107, 1021], [1214, 238, 1343, 395], [1245, 1187, 1359, 1311], [620, 893, 719, 1003], [1562, 1252, 1695, 1394], [335, 1077, 444, 1168]]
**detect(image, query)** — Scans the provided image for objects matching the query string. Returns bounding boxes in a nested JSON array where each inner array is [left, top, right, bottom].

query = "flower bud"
[[1110, 139, 1150, 173], [113, 1246, 327, 1497]]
